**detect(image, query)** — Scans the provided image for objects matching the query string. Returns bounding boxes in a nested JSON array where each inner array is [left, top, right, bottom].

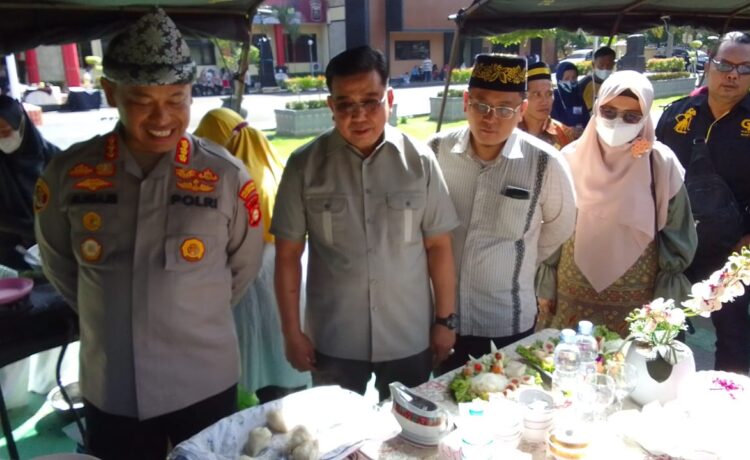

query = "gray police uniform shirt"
[[428, 127, 576, 338], [271, 126, 459, 362], [34, 129, 264, 419]]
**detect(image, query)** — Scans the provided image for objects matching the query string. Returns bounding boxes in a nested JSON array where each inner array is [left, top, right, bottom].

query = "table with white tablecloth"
[[171, 329, 741, 460]]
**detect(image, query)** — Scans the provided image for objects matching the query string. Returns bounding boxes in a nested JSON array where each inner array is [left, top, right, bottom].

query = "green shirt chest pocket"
[[306, 195, 347, 246], [164, 207, 226, 271], [68, 207, 119, 268], [386, 191, 425, 243]]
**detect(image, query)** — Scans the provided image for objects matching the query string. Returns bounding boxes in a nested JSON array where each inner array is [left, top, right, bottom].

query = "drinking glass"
[[605, 362, 638, 412], [576, 373, 615, 422]]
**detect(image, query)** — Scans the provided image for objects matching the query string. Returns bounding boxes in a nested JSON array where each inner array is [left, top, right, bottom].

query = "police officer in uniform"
[[656, 31, 750, 374], [34, 9, 264, 459]]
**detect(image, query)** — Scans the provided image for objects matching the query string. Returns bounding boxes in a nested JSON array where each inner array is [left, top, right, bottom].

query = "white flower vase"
[[625, 340, 696, 406]]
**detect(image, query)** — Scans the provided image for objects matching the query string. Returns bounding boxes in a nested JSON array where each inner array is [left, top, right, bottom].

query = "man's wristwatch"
[[435, 313, 458, 330]]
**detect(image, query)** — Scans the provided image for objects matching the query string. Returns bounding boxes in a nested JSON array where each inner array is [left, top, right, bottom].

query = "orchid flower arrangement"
[[625, 246, 750, 364]]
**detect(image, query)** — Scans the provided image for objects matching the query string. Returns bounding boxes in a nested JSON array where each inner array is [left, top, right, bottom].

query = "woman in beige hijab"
[[537, 70, 697, 335]]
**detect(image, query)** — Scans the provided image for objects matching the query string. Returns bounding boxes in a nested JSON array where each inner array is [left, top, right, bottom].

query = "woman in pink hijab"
[[536, 70, 697, 335]]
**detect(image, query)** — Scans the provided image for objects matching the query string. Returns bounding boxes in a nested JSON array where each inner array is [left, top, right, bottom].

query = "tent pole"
[[437, 9, 467, 133], [722, 2, 750, 33]]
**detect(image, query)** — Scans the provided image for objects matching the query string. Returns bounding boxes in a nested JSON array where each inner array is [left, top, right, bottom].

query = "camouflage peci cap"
[[102, 7, 196, 85]]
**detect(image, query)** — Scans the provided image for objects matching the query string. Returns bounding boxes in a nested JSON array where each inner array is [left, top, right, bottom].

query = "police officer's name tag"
[[170, 194, 218, 209], [573, 106, 583, 115], [70, 193, 118, 205]]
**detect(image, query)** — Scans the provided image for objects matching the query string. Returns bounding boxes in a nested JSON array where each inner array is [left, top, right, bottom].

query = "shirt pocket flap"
[[386, 192, 425, 210], [164, 234, 217, 271], [307, 196, 346, 213]]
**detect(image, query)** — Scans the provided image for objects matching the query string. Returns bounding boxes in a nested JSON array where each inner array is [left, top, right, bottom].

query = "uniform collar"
[[327, 125, 401, 158], [690, 92, 750, 116], [452, 126, 524, 161], [115, 125, 189, 179]]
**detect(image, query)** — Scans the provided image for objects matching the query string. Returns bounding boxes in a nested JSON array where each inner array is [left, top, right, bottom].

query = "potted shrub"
[[274, 98, 332, 136], [645, 57, 695, 98], [429, 68, 470, 122]]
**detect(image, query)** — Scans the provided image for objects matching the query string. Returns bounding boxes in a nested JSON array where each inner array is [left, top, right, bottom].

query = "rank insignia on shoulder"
[[69, 163, 95, 177], [176, 180, 215, 193], [175, 137, 191, 164], [95, 163, 116, 177], [74, 178, 114, 192], [180, 237, 205, 262], [80, 237, 102, 263], [82, 211, 103, 232], [33, 178, 50, 213], [104, 134, 119, 161]]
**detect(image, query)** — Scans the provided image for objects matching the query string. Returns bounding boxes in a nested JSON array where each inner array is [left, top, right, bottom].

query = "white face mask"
[[594, 69, 612, 80], [595, 117, 644, 147], [0, 130, 22, 154]]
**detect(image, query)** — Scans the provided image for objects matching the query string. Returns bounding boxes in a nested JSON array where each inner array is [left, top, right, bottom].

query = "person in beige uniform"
[[33, 9, 263, 459], [272, 46, 459, 401]]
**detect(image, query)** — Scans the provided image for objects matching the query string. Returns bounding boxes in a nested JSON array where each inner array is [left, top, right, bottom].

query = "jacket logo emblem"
[[180, 237, 205, 262], [740, 119, 750, 137], [674, 107, 696, 134]]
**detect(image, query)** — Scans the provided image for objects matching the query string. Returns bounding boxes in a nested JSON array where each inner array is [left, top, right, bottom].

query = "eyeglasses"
[[333, 95, 387, 115], [469, 100, 522, 119], [710, 58, 750, 75], [598, 105, 643, 124]]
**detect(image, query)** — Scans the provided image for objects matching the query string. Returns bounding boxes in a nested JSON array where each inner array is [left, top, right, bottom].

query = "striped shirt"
[[428, 127, 576, 337]]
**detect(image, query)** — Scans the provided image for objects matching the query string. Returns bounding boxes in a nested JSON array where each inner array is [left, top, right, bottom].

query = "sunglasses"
[[710, 58, 750, 75], [333, 95, 387, 115], [469, 100, 522, 119], [598, 106, 643, 124]]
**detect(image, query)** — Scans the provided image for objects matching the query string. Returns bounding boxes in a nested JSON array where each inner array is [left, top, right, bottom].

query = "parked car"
[[560, 49, 593, 65]]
